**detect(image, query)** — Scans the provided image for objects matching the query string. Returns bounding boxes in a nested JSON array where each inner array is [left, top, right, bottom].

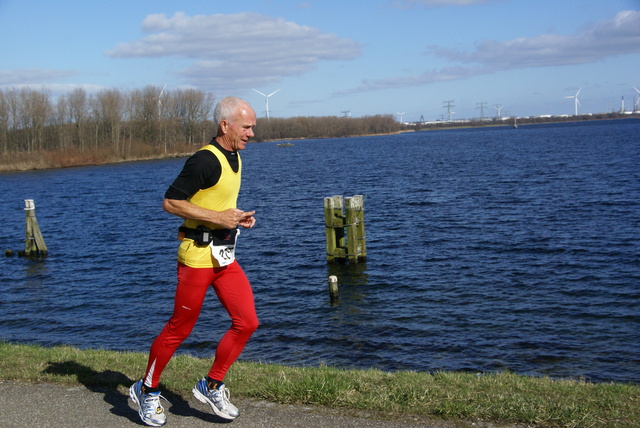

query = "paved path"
[[0, 381, 489, 428]]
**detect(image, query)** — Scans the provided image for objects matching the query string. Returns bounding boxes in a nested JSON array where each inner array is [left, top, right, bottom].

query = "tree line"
[[0, 86, 401, 160], [0, 86, 215, 157], [253, 114, 400, 141]]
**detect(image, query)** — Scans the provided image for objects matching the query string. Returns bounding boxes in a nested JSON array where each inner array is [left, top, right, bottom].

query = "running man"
[[129, 96, 259, 426]]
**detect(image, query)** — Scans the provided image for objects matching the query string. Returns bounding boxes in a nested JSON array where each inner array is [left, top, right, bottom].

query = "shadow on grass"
[[43, 361, 231, 425]]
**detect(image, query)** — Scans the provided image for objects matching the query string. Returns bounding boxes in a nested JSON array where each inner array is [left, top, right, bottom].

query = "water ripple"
[[1, 119, 639, 382]]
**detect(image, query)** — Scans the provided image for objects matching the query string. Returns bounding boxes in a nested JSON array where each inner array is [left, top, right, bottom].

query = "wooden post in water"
[[23, 199, 48, 258], [324, 195, 366, 263], [328, 275, 339, 302], [324, 195, 345, 262], [345, 195, 366, 263]]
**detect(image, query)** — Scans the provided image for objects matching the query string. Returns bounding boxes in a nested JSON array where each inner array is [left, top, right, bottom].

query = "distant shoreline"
[[1, 116, 637, 174], [416, 113, 639, 131]]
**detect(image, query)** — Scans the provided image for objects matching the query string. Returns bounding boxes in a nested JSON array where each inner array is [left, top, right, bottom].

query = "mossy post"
[[345, 195, 366, 263], [324, 195, 345, 262], [24, 199, 48, 258], [324, 195, 366, 263]]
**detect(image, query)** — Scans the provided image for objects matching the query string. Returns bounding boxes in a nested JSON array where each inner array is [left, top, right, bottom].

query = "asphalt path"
[[0, 381, 500, 428]]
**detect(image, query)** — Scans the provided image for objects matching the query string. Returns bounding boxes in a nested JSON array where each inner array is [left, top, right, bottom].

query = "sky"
[[1, 0, 639, 122]]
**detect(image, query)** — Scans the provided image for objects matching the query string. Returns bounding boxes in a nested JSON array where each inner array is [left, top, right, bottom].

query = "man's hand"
[[237, 211, 256, 229], [219, 208, 256, 229]]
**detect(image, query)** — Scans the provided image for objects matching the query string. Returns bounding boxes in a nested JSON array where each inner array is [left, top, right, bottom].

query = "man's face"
[[224, 104, 256, 151]]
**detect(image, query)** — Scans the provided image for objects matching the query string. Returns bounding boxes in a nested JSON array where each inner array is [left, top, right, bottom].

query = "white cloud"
[[0, 69, 78, 86], [106, 12, 361, 91], [0, 70, 106, 95], [432, 10, 640, 68], [337, 10, 640, 95], [334, 66, 482, 96]]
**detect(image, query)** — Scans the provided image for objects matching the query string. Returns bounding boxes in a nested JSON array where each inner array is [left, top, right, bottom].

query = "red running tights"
[[143, 260, 258, 388]]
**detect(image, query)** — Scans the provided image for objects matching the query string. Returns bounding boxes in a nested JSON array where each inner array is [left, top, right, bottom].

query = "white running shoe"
[[192, 378, 240, 420], [129, 380, 167, 427]]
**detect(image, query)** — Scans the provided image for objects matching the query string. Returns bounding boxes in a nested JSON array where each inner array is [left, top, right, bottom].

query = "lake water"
[[1, 119, 639, 383]]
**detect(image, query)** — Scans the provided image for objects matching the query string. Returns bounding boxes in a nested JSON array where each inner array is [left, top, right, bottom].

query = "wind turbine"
[[565, 88, 581, 116], [494, 104, 503, 119], [158, 84, 167, 153], [158, 84, 167, 114], [252, 88, 281, 119], [396, 112, 405, 123]]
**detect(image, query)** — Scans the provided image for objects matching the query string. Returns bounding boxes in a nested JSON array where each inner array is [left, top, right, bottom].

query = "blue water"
[[1, 119, 639, 383]]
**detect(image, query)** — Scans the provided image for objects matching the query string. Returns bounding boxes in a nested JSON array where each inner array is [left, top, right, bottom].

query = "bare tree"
[[131, 85, 161, 145], [200, 92, 215, 143], [5, 89, 21, 151], [19, 88, 52, 152], [95, 89, 124, 155], [52, 95, 71, 150], [175, 89, 207, 145], [0, 90, 9, 154], [122, 90, 134, 156], [67, 88, 89, 150]]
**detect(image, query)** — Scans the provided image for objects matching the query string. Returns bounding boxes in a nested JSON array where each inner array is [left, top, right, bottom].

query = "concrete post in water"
[[23, 199, 48, 258], [324, 195, 366, 263]]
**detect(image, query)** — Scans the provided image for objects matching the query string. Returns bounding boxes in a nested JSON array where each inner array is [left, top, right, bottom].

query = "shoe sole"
[[192, 387, 237, 420], [129, 384, 165, 427]]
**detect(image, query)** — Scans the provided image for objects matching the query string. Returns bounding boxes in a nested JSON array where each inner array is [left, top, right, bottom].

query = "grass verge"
[[1, 342, 638, 427]]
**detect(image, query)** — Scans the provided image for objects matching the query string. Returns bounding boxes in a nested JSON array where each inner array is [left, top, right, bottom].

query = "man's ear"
[[219, 119, 229, 134]]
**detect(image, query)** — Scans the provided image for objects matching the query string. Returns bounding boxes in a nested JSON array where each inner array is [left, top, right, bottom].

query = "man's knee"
[[233, 315, 259, 335]]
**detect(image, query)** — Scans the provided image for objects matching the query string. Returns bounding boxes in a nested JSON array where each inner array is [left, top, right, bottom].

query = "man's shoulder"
[[188, 147, 219, 164]]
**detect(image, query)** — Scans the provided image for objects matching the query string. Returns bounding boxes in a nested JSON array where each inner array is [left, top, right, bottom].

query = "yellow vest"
[[177, 144, 242, 268]]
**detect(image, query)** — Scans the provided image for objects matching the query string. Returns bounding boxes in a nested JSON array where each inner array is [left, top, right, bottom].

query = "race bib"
[[209, 228, 239, 267]]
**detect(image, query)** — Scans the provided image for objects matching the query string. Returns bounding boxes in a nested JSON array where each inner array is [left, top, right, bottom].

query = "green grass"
[[1, 342, 638, 427]]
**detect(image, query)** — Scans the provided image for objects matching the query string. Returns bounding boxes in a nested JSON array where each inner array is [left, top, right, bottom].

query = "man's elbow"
[[162, 198, 177, 214]]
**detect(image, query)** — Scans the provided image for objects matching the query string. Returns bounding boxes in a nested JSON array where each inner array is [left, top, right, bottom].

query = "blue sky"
[[1, 0, 639, 122]]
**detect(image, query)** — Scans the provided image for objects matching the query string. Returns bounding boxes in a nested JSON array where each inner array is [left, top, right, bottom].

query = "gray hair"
[[214, 96, 248, 126]]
